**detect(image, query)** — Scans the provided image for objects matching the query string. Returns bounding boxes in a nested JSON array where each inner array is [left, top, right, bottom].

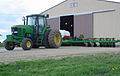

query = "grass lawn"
[[0, 43, 3, 47], [0, 55, 120, 76]]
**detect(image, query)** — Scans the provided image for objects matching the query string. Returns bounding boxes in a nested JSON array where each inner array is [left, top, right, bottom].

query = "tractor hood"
[[12, 25, 33, 29], [11, 25, 33, 37]]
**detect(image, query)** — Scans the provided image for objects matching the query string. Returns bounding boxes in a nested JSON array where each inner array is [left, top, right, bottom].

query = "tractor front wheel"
[[22, 38, 33, 50], [4, 40, 15, 50]]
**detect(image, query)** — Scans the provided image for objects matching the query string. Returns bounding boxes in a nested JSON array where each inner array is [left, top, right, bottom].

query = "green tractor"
[[4, 14, 62, 50]]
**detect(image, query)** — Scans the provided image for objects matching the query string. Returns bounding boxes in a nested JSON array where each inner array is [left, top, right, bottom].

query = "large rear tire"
[[4, 40, 15, 50], [22, 38, 33, 50], [48, 30, 62, 48], [43, 30, 51, 48]]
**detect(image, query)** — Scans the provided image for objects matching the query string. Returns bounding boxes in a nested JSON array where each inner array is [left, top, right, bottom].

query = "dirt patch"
[[0, 47, 120, 64]]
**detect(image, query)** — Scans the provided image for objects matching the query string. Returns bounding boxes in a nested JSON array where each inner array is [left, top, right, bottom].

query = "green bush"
[[0, 43, 4, 47]]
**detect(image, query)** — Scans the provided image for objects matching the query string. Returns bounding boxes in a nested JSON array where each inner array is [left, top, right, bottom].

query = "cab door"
[[38, 17, 45, 34]]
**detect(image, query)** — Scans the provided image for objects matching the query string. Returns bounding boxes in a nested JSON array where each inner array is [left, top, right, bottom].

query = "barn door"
[[60, 15, 74, 37]]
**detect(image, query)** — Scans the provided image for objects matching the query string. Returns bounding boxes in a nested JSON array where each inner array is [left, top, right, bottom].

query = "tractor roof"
[[26, 14, 44, 17]]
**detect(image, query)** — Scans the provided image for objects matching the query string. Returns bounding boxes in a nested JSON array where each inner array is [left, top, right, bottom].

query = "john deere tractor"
[[4, 14, 62, 50]]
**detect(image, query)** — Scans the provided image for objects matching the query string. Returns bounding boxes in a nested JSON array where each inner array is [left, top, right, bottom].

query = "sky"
[[0, 0, 120, 42]]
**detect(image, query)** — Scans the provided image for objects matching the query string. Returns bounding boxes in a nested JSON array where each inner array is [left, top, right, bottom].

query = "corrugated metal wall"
[[47, 14, 93, 38], [43, 0, 120, 40], [74, 14, 93, 38], [93, 10, 120, 39], [47, 17, 60, 30]]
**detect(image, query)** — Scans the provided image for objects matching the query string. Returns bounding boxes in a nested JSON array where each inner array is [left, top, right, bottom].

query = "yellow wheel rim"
[[54, 33, 61, 45], [26, 41, 31, 48], [9, 42, 14, 48], [10, 45, 13, 48]]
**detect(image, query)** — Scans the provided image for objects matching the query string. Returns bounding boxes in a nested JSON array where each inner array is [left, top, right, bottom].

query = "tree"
[[0, 34, 2, 43]]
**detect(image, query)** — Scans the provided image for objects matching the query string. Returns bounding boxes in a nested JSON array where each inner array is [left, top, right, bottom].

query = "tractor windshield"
[[27, 16, 36, 25], [27, 16, 45, 26]]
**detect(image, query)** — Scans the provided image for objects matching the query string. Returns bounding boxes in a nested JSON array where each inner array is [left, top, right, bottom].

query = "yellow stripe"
[[13, 26, 32, 29]]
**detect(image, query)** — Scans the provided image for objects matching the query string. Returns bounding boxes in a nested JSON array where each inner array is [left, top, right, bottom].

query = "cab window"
[[27, 16, 36, 25], [38, 17, 44, 26]]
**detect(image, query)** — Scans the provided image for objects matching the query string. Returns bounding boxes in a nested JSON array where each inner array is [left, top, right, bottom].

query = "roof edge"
[[48, 9, 115, 19], [41, 0, 119, 14], [41, 0, 68, 14], [98, 0, 120, 4]]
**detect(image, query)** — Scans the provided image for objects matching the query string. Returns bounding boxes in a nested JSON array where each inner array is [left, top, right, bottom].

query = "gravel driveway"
[[0, 47, 120, 64]]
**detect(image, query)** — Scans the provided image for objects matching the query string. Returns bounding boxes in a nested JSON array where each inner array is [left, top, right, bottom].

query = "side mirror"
[[45, 14, 49, 18], [22, 16, 25, 25]]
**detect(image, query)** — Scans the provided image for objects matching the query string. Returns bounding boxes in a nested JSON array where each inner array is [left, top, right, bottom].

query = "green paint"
[[26, 14, 45, 17], [7, 25, 33, 43], [62, 39, 120, 45]]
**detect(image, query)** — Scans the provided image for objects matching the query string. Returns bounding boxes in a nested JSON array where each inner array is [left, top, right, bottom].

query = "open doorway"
[[60, 15, 74, 37]]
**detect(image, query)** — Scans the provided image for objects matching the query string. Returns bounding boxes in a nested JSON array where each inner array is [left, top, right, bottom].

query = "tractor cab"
[[24, 14, 49, 33], [23, 14, 50, 44]]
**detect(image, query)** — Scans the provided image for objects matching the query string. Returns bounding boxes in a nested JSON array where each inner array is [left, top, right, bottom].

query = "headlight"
[[14, 31, 18, 33], [12, 27, 18, 36]]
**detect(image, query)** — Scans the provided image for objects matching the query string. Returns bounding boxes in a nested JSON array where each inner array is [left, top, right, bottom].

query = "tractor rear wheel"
[[22, 38, 33, 50], [43, 30, 51, 48], [48, 30, 62, 48], [4, 40, 15, 50]]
